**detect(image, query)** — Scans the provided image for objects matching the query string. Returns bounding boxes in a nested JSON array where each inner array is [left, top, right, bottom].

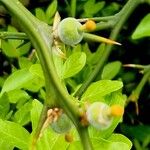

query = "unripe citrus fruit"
[[86, 102, 112, 130], [50, 113, 72, 134], [58, 17, 83, 46]]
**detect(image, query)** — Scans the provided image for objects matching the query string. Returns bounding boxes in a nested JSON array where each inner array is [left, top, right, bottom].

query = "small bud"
[[81, 20, 96, 31], [110, 105, 124, 117], [85, 20, 96, 31], [65, 133, 74, 143]]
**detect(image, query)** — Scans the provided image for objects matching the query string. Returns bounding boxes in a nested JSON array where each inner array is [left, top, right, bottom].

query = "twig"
[[74, 0, 141, 99]]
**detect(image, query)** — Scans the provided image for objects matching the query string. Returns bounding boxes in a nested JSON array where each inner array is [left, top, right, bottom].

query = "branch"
[[127, 68, 150, 114], [128, 69, 150, 103], [74, 0, 142, 99], [0, 32, 28, 40]]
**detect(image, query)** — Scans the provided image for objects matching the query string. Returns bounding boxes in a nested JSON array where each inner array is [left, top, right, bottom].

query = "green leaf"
[[92, 138, 130, 150], [18, 57, 33, 69], [132, 13, 150, 39], [30, 99, 43, 130], [0, 119, 30, 149], [46, 0, 57, 19], [83, 0, 105, 17], [1, 26, 31, 57], [62, 52, 86, 79], [101, 61, 122, 80], [23, 75, 45, 92], [101, 2, 121, 16], [82, 80, 123, 101], [35, 8, 47, 22], [7, 89, 30, 103], [36, 128, 69, 150], [68, 141, 82, 150], [53, 53, 64, 78], [0, 68, 33, 96], [29, 64, 44, 80], [68, 136, 131, 150], [0, 76, 5, 88], [20, 64, 45, 92], [0, 139, 14, 150], [13, 101, 32, 126], [108, 134, 132, 149], [121, 124, 150, 142], [0, 93, 10, 119], [90, 43, 106, 66], [1, 39, 19, 57]]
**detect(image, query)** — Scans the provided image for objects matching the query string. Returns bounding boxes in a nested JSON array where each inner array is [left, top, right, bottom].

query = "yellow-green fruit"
[[58, 18, 83, 46], [50, 113, 72, 134], [86, 102, 113, 130]]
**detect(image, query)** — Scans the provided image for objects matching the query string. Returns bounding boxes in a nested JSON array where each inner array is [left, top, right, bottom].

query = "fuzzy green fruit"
[[50, 113, 72, 134], [58, 17, 83, 46], [86, 102, 113, 130]]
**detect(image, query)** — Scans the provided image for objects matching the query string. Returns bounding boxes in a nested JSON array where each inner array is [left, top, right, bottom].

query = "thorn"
[[97, 36, 122, 45]]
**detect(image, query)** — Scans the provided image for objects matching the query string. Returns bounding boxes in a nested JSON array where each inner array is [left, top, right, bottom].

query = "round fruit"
[[50, 113, 72, 134], [57, 17, 83, 46], [86, 102, 113, 130]]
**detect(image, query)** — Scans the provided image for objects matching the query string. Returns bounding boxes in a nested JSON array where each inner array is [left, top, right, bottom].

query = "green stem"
[[123, 64, 148, 69], [71, 0, 76, 17], [95, 21, 114, 31], [30, 104, 48, 150], [77, 127, 93, 150], [0, 32, 28, 40], [74, 0, 141, 99], [129, 69, 150, 102], [78, 14, 117, 22]]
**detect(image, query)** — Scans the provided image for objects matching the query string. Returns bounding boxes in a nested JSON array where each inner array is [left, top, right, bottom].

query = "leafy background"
[[0, 0, 150, 150]]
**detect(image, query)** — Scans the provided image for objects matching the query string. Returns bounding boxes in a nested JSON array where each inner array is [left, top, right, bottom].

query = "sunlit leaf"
[[29, 64, 44, 80], [82, 80, 123, 101], [35, 8, 47, 22], [0, 119, 30, 150], [13, 101, 32, 126], [101, 61, 122, 80], [132, 13, 150, 39], [7, 89, 30, 103], [62, 52, 86, 79], [0, 93, 10, 119], [0, 69, 33, 96], [18, 57, 33, 69], [46, 0, 57, 19]]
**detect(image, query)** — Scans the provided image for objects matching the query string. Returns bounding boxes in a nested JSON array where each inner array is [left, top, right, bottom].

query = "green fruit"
[[58, 17, 83, 46], [86, 102, 112, 130], [50, 113, 72, 134]]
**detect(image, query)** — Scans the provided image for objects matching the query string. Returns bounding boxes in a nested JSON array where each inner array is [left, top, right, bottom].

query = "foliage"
[[0, 0, 149, 150]]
